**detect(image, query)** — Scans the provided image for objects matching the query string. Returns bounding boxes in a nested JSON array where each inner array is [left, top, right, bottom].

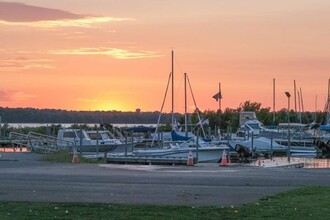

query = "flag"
[[197, 118, 209, 126], [202, 118, 209, 125], [212, 91, 222, 101]]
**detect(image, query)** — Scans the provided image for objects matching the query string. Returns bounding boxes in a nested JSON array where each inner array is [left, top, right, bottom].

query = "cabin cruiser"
[[57, 129, 133, 153], [233, 112, 321, 158]]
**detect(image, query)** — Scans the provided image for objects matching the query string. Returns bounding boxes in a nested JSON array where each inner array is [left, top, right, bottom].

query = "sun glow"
[[90, 103, 131, 112]]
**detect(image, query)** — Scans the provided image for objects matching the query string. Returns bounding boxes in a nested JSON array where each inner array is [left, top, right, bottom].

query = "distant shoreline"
[[0, 107, 176, 124], [5, 123, 159, 128]]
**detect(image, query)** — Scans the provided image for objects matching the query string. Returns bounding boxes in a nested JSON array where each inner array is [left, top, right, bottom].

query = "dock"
[[83, 153, 200, 165], [84, 151, 240, 165], [106, 155, 191, 165]]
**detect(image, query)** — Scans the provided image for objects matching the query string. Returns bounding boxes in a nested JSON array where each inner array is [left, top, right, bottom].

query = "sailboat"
[[315, 79, 330, 153], [320, 79, 330, 132], [133, 50, 231, 163]]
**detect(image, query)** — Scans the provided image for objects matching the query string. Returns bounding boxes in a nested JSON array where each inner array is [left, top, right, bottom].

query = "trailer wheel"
[[235, 144, 250, 162]]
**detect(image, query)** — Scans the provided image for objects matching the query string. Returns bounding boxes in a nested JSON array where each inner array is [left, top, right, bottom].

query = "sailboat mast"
[[326, 79, 330, 124], [218, 82, 221, 111], [300, 87, 304, 113], [328, 78, 330, 98], [315, 94, 317, 122], [184, 73, 188, 136], [297, 91, 302, 123], [294, 80, 297, 112], [273, 78, 275, 124], [171, 50, 174, 128]]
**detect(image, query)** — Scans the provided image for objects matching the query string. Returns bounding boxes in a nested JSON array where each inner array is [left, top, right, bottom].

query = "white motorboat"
[[57, 129, 134, 153], [133, 137, 231, 163]]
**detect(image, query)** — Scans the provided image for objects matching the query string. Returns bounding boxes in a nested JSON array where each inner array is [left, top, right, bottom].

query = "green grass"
[[41, 150, 104, 164], [0, 186, 329, 219]]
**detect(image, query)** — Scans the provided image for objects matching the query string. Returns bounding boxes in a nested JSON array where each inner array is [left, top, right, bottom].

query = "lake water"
[[6, 123, 158, 128], [274, 157, 330, 169], [0, 147, 29, 152]]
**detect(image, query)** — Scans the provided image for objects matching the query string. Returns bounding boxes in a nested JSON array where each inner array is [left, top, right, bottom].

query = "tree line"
[[0, 107, 176, 124], [0, 101, 327, 135]]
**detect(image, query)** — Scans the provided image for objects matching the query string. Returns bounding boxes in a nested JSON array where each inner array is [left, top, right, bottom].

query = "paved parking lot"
[[1, 152, 330, 207]]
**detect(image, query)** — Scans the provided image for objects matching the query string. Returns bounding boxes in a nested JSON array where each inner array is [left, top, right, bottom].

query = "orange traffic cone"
[[187, 150, 194, 166], [219, 149, 228, 166], [72, 148, 79, 164]]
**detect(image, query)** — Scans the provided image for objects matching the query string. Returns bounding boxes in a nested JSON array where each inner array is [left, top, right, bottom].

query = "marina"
[[1, 121, 330, 167], [0, 67, 329, 169], [0, 52, 329, 165], [1, 2, 330, 218]]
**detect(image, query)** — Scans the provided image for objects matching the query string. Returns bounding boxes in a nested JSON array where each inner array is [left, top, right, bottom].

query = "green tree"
[[240, 101, 262, 112], [221, 108, 239, 132], [256, 107, 272, 126]]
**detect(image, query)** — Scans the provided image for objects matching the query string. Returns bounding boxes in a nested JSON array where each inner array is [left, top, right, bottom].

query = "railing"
[[9, 132, 75, 153], [9, 132, 30, 152], [28, 132, 75, 153]]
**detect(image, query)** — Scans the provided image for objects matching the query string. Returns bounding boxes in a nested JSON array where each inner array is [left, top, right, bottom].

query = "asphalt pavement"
[[1, 152, 330, 207]]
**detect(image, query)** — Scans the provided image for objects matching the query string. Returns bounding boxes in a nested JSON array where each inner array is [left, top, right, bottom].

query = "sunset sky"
[[0, 0, 329, 113]]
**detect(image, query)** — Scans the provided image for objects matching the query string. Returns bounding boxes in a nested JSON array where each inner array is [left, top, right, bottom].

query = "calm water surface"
[[7, 123, 158, 128], [269, 157, 330, 168]]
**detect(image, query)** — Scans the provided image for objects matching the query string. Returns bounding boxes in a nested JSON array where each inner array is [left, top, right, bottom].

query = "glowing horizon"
[[0, 1, 329, 114]]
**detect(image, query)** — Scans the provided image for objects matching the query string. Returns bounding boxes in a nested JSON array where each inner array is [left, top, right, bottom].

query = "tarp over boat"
[[171, 130, 194, 141], [320, 124, 330, 131]]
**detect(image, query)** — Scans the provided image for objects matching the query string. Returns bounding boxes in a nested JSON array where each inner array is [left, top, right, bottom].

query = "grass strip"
[[0, 186, 329, 219], [41, 150, 104, 163]]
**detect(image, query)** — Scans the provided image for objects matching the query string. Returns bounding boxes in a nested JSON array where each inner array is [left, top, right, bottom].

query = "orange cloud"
[[0, 57, 54, 71], [48, 48, 162, 59]]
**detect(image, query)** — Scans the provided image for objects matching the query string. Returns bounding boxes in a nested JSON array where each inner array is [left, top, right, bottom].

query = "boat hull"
[[77, 143, 134, 153], [133, 146, 229, 163]]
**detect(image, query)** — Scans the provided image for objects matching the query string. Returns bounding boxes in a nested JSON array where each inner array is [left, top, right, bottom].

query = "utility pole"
[[218, 82, 221, 138], [285, 91, 291, 163]]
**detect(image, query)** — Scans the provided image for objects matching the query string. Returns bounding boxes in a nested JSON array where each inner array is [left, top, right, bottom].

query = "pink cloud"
[[0, 90, 13, 101], [0, 2, 133, 28], [0, 2, 86, 22], [0, 90, 35, 101]]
